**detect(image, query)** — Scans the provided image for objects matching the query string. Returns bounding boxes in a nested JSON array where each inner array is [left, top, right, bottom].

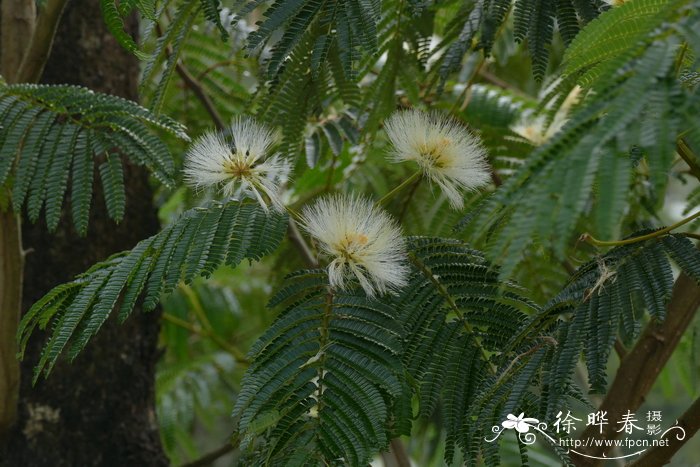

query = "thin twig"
[[176, 62, 226, 131], [161, 313, 249, 366], [287, 218, 318, 268], [398, 175, 422, 222], [376, 171, 422, 207], [179, 435, 239, 467], [581, 210, 700, 247]]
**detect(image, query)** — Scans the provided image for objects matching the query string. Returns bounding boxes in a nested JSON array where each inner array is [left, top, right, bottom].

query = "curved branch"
[[628, 396, 700, 467], [179, 436, 238, 467], [175, 61, 226, 131]]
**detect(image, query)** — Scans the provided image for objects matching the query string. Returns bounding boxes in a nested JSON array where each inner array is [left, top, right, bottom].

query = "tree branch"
[[16, 0, 69, 83], [175, 61, 226, 131], [161, 313, 249, 366], [179, 435, 239, 467], [573, 272, 700, 465], [628, 396, 700, 467]]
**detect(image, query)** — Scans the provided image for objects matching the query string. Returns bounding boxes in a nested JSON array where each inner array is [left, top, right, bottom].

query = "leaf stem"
[[677, 138, 700, 183], [161, 311, 249, 366], [376, 171, 422, 207], [582, 210, 700, 247], [408, 252, 495, 372]]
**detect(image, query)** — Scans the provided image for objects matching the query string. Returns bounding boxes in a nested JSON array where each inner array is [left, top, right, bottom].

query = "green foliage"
[[157, 351, 237, 457], [392, 237, 549, 464], [18, 0, 700, 464], [100, 0, 151, 59], [0, 83, 187, 234], [246, 0, 380, 80], [562, 0, 685, 80], [465, 2, 700, 277], [17, 200, 288, 382], [101, 0, 228, 58]]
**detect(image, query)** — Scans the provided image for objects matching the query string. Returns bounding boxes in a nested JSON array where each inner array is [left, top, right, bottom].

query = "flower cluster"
[[186, 111, 491, 297], [184, 118, 290, 212]]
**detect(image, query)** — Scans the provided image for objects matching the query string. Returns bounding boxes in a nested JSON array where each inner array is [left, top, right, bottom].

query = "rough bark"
[[0, 0, 34, 440], [0, 0, 168, 465], [0, 209, 23, 439]]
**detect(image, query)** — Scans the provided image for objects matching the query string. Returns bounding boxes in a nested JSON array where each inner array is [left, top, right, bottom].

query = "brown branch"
[[0, 0, 40, 440], [16, 0, 69, 83], [154, 21, 226, 131], [380, 438, 411, 467], [175, 61, 226, 131], [573, 272, 700, 466], [627, 396, 700, 467]]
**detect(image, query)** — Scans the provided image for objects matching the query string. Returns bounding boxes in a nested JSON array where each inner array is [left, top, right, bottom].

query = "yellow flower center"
[[419, 137, 452, 168], [223, 151, 253, 178], [335, 232, 369, 261]]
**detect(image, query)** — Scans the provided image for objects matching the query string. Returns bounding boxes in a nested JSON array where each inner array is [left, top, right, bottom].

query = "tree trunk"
[[0, 0, 168, 465]]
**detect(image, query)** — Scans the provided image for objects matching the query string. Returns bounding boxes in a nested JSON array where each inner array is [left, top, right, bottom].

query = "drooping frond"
[[0, 83, 188, 234], [101, 0, 228, 58], [562, 0, 687, 82], [245, 0, 380, 80], [17, 200, 287, 382], [435, 0, 601, 83], [233, 270, 407, 465], [100, 0, 153, 59]]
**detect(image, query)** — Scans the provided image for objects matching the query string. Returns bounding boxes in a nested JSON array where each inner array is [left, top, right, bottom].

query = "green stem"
[[583, 210, 700, 247], [162, 307, 249, 366], [376, 171, 422, 207], [408, 252, 495, 372], [677, 138, 700, 182]]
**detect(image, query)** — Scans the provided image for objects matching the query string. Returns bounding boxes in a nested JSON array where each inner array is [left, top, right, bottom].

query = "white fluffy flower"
[[602, 0, 627, 6], [184, 118, 290, 212], [384, 109, 491, 210], [301, 195, 408, 297]]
